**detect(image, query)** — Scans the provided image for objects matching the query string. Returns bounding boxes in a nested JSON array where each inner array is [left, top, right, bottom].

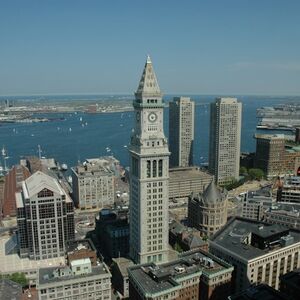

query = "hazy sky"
[[1, 0, 300, 96]]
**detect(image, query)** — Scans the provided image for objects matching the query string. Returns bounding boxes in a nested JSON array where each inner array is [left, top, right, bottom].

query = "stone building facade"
[[169, 167, 213, 201], [210, 217, 300, 293], [188, 181, 228, 237], [129, 56, 170, 264], [72, 158, 114, 209]]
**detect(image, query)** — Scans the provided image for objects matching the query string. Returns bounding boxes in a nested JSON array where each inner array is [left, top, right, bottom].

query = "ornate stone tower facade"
[[188, 181, 228, 237], [129, 56, 170, 264]]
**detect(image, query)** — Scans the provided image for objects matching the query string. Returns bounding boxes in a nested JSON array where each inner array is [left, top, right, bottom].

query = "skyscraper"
[[16, 171, 75, 260], [169, 97, 195, 167], [209, 97, 242, 186], [129, 56, 170, 264]]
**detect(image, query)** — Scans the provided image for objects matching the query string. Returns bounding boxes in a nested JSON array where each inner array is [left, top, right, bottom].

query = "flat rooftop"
[[169, 167, 212, 180], [211, 217, 300, 261], [128, 249, 232, 296], [254, 133, 285, 140], [38, 262, 110, 285], [0, 279, 22, 300], [66, 239, 96, 253], [112, 257, 135, 277], [266, 202, 300, 217], [0, 235, 65, 276]]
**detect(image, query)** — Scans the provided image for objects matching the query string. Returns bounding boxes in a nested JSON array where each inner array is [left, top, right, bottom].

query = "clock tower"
[[129, 56, 170, 264]]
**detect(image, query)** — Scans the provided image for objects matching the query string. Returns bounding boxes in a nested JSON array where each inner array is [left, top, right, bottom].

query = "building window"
[[38, 188, 54, 198], [153, 160, 157, 178], [158, 160, 163, 177], [147, 160, 151, 178]]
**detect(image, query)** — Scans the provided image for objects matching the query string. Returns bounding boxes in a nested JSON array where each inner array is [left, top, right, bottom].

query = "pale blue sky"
[[0, 0, 300, 95]]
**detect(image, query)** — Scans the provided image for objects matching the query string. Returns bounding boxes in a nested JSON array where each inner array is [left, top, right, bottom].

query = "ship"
[[61, 163, 68, 171], [257, 103, 300, 131]]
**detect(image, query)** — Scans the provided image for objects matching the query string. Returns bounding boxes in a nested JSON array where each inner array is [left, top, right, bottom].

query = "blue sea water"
[[0, 95, 298, 169]]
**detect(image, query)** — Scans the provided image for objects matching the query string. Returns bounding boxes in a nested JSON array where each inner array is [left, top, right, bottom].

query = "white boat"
[[79, 117, 83, 122], [69, 128, 72, 132], [61, 163, 68, 171]]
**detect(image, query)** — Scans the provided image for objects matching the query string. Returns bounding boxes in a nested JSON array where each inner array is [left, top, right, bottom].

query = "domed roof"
[[202, 180, 226, 204]]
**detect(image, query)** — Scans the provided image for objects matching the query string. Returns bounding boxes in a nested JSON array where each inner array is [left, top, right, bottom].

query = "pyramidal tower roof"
[[202, 180, 224, 203], [135, 55, 162, 97]]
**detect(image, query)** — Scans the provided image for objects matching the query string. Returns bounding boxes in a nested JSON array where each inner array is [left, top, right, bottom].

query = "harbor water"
[[0, 95, 298, 169]]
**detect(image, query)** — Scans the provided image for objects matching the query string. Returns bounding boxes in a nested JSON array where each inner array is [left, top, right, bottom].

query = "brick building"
[[128, 248, 233, 300], [2, 165, 30, 217], [254, 134, 300, 177]]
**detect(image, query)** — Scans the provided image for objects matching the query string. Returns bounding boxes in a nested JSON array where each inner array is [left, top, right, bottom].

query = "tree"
[[0, 273, 28, 287], [248, 168, 264, 180], [174, 242, 183, 253], [240, 166, 248, 176]]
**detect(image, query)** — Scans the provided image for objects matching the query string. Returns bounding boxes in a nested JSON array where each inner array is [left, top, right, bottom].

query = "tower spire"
[[135, 55, 161, 98], [146, 54, 152, 64]]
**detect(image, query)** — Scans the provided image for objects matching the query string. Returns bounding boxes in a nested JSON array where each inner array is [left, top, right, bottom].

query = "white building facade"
[[37, 258, 111, 300], [72, 160, 114, 210], [129, 56, 170, 264]]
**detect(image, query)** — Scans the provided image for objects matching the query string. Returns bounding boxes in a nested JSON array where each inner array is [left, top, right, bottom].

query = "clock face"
[[148, 112, 158, 122], [136, 111, 140, 121]]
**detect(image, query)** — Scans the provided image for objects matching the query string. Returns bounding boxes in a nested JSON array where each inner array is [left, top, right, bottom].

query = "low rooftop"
[[283, 176, 300, 187], [38, 261, 110, 285], [128, 249, 232, 296], [0, 235, 65, 276], [169, 167, 212, 180], [112, 257, 135, 277], [0, 279, 22, 300], [66, 239, 96, 254], [266, 202, 300, 217], [255, 133, 285, 140], [211, 217, 300, 261], [73, 157, 116, 176]]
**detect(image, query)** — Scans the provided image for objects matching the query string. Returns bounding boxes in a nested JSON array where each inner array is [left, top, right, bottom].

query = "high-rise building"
[[254, 134, 286, 177], [95, 208, 129, 259], [209, 97, 242, 186], [129, 56, 170, 264], [16, 171, 75, 260], [169, 97, 195, 167]]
